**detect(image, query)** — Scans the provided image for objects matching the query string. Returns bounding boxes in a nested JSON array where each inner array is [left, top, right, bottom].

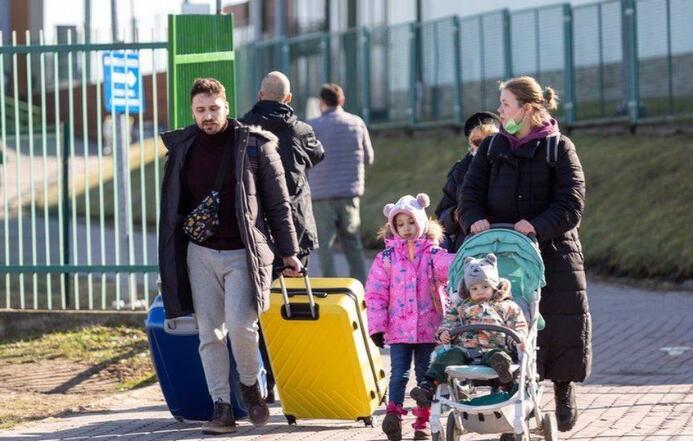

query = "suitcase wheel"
[[285, 414, 297, 425], [358, 416, 374, 427]]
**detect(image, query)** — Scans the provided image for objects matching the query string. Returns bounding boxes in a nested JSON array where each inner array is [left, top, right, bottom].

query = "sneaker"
[[201, 399, 237, 435], [554, 381, 578, 432], [240, 381, 270, 427], [411, 405, 431, 440], [382, 402, 407, 441], [410, 382, 434, 407], [488, 351, 514, 384]]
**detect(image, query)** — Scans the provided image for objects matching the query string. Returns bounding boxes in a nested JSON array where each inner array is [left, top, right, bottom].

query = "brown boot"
[[382, 401, 407, 441], [554, 381, 578, 432], [488, 351, 514, 384], [410, 381, 435, 407], [240, 381, 270, 427], [201, 399, 237, 435]]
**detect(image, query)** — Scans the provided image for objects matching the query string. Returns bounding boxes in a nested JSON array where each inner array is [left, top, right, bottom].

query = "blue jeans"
[[388, 343, 436, 405]]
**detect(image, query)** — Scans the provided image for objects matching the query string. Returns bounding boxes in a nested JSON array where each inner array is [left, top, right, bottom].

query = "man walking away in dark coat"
[[240, 71, 325, 266], [240, 71, 325, 403]]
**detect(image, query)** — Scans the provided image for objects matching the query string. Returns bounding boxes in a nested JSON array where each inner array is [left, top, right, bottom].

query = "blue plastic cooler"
[[146, 295, 265, 422]]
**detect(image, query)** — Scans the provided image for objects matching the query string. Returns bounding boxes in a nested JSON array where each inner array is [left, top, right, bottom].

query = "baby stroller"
[[429, 224, 558, 441]]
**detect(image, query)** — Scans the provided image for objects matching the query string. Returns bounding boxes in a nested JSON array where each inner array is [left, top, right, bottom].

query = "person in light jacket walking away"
[[308, 83, 373, 282]]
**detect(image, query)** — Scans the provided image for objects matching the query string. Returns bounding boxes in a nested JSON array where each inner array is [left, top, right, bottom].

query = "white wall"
[[41, 0, 245, 43]]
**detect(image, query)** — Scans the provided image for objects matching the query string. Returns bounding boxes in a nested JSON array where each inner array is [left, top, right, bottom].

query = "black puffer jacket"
[[241, 101, 325, 255], [460, 133, 591, 382], [434, 153, 473, 252], [158, 120, 298, 318]]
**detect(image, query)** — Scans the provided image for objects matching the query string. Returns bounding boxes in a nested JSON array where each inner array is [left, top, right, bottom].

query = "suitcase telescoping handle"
[[276, 268, 316, 319]]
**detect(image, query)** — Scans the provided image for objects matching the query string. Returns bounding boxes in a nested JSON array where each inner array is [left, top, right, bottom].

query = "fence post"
[[359, 26, 371, 125], [562, 4, 576, 126], [407, 22, 417, 127], [281, 40, 290, 76], [621, 0, 640, 126], [502, 9, 513, 79], [61, 122, 71, 307], [321, 33, 330, 85], [452, 16, 463, 124]]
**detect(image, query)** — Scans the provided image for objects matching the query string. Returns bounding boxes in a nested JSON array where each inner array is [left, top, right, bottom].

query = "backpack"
[[486, 132, 562, 167]]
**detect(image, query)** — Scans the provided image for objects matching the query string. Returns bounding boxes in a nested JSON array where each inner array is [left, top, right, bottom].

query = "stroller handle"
[[448, 324, 524, 345], [467, 222, 538, 243]]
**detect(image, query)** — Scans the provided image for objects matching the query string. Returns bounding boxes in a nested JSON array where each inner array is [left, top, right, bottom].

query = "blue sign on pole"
[[103, 51, 144, 113]]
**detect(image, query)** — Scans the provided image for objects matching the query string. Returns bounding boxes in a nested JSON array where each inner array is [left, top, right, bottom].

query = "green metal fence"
[[0, 31, 166, 311], [236, 0, 693, 129]]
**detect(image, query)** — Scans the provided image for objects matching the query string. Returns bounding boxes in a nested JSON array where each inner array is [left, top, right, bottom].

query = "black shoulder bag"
[[182, 137, 234, 243]]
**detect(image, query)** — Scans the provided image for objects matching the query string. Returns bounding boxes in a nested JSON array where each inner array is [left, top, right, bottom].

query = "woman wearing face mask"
[[434, 112, 500, 252], [460, 76, 590, 433]]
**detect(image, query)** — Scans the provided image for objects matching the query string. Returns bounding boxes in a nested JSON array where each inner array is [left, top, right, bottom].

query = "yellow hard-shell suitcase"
[[260, 274, 387, 426]]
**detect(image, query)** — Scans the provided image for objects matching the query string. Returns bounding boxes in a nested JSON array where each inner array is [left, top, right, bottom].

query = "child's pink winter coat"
[[365, 237, 455, 344]]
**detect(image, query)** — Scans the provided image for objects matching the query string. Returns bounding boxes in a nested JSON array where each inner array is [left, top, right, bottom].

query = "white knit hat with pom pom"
[[382, 193, 431, 238]]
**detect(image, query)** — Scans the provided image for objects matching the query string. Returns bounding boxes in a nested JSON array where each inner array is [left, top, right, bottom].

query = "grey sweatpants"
[[187, 242, 260, 403]]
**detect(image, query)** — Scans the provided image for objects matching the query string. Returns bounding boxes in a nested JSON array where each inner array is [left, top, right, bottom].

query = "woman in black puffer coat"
[[435, 112, 499, 252], [460, 76, 591, 433]]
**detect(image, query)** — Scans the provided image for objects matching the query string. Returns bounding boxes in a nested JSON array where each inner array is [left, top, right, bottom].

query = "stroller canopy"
[[448, 228, 546, 325]]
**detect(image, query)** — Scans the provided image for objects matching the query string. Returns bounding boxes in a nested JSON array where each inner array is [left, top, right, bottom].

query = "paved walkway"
[[1, 279, 692, 440]]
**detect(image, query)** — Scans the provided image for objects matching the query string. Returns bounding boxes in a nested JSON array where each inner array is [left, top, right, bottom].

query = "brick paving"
[[2, 279, 692, 440]]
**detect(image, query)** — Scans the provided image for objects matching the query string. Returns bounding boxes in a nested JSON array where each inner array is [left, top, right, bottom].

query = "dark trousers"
[[388, 343, 436, 405], [426, 347, 510, 383]]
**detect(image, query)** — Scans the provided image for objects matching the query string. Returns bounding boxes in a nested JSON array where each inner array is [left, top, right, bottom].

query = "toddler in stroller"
[[411, 227, 559, 441]]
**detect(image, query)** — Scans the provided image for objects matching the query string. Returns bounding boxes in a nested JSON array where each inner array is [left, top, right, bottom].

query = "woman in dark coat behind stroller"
[[434, 112, 499, 252], [460, 76, 591, 433]]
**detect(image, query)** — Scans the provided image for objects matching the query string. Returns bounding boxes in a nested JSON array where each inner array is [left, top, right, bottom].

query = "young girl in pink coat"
[[365, 193, 455, 441]]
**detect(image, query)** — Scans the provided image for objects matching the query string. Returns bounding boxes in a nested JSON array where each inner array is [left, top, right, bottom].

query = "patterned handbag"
[[182, 137, 234, 243]]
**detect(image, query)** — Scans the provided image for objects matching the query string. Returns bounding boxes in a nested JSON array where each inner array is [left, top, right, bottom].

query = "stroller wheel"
[[542, 413, 558, 441], [445, 412, 463, 441]]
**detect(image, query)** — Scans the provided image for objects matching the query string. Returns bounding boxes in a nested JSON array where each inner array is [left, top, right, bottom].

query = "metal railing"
[[0, 30, 167, 311], [236, 0, 693, 129]]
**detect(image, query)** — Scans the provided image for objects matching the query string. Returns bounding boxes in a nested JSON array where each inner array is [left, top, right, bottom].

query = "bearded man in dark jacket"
[[158, 78, 302, 435]]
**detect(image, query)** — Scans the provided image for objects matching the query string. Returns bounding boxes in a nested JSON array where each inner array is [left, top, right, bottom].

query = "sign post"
[[103, 51, 145, 308]]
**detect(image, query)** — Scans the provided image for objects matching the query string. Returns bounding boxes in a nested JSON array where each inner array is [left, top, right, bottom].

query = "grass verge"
[[361, 133, 693, 281], [0, 325, 155, 429]]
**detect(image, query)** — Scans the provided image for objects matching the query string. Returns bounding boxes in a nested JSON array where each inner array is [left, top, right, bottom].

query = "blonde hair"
[[468, 123, 500, 148], [499, 76, 558, 128], [377, 217, 445, 244], [477, 122, 499, 137]]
